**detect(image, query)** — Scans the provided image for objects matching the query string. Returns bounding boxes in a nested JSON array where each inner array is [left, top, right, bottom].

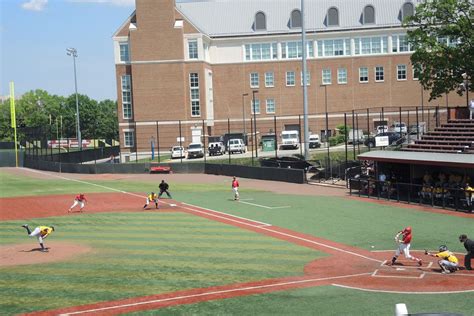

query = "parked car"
[[170, 146, 186, 159], [308, 134, 321, 148], [280, 130, 300, 149], [187, 143, 204, 158], [376, 125, 389, 134], [408, 122, 426, 135], [392, 122, 407, 134], [227, 138, 246, 154], [348, 129, 365, 144], [208, 142, 225, 156], [260, 156, 314, 171], [364, 132, 405, 148]]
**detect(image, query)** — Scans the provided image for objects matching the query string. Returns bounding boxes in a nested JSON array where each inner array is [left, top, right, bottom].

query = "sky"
[[0, 0, 144, 101]]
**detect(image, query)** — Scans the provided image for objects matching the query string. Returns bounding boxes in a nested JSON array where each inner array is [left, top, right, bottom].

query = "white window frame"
[[354, 36, 388, 55], [244, 43, 278, 61], [121, 75, 133, 119], [189, 73, 201, 117], [266, 98, 275, 114], [251, 99, 260, 114], [123, 129, 135, 148], [392, 34, 412, 53], [265, 72, 274, 87], [397, 64, 407, 81], [322, 69, 332, 85], [337, 68, 347, 84], [359, 67, 369, 83], [250, 72, 259, 88], [375, 66, 384, 82], [188, 39, 198, 59], [286, 71, 296, 86], [281, 41, 314, 59], [119, 42, 129, 62], [301, 71, 311, 86], [412, 67, 420, 81]]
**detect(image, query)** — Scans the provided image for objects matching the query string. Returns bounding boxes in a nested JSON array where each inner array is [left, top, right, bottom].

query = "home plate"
[[170, 204, 177, 207]]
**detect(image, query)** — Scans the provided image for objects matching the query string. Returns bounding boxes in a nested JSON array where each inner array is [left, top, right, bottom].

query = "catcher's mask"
[[439, 245, 447, 252]]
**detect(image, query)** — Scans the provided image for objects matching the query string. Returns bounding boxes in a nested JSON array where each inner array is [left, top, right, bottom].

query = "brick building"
[[113, 0, 464, 158]]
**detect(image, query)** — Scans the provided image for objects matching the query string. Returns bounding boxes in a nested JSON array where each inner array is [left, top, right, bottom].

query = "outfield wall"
[[23, 158, 305, 183]]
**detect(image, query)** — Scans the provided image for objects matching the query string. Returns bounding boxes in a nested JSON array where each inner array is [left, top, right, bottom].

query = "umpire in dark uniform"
[[459, 234, 473, 270], [158, 180, 172, 198]]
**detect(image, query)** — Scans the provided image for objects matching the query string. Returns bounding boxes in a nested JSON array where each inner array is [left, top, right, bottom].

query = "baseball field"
[[0, 168, 473, 316]]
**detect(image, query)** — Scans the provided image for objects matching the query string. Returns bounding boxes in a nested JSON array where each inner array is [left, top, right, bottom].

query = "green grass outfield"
[[0, 170, 473, 315]]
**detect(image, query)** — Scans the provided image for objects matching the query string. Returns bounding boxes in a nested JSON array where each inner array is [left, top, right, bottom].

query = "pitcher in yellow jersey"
[[425, 245, 459, 274], [21, 224, 55, 252], [143, 192, 159, 210]]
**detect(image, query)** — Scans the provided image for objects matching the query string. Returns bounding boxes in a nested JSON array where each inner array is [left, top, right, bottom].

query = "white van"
[[308, 134, 321, 148], [280, 130, 299, 149], [227, 139, 246, 154]]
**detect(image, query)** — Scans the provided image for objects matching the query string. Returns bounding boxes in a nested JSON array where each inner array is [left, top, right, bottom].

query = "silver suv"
[[187, 143, 204, 158]]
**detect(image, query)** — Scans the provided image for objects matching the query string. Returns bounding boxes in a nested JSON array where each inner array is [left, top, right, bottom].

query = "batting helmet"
[[439, 245, 447, 252]]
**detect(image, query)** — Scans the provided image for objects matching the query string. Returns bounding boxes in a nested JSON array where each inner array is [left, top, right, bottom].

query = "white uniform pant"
[[233, 187, 239, 199], [395, 243, 414, 259], [70, 200, 85, 209], [439, 260, 458, 270], [29, 227, 44, 243]]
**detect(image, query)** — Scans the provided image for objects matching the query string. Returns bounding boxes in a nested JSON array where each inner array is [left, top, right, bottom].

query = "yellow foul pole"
[[9, 82, 18, 167]]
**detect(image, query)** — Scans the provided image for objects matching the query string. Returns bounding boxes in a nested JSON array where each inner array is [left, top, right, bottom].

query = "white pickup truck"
[[280, 130, 299, 150]]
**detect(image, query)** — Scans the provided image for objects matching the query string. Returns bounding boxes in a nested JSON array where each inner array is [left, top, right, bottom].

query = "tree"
[[403, 0, 473, 101]]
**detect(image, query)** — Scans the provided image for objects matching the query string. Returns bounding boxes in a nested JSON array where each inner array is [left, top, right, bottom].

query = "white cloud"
[[67, 0, 135, 6], [21, 0, 48, 11]]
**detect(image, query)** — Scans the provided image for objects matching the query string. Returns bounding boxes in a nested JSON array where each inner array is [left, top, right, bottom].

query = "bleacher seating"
[[402, 119, 474, 154]]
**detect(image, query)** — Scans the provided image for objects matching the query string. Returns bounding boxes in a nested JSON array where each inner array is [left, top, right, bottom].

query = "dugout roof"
[[358, 151, 474, 169]]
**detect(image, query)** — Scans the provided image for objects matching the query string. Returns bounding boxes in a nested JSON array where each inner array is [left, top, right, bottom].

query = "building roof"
[[358, 150, 474, 169], [176, 0, 418, 37]]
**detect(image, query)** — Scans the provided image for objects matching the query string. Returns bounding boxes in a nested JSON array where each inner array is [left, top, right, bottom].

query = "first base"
[[170, 204, 177, 207]]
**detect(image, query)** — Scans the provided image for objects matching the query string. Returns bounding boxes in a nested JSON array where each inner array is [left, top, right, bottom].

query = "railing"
[[348, 178, 473, 213]]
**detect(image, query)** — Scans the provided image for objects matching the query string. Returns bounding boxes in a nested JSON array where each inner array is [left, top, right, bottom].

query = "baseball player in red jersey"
[[232, 176, 239, 201], [68, 193, 87, 212], [390, 226, 422, 266]]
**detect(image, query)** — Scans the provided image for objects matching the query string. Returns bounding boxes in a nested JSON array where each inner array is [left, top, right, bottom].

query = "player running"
[[389, 226, 422, 266], [232, 176, 239, 201], [143, 192, 159, 210], [21, 224, 55, 252], [425, 245, 459, 274], [69, 193, 87, 212]]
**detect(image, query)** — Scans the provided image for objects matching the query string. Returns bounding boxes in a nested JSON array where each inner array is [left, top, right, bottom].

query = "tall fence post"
[[356, 113, 360, 154], [179, 120, 183, 164], [202, 119, 206, 164], [156, 121, 161, 163], [135, 121, 138, 163], [250, 114, 254, 166], [344, 113, 348, 167], [228, 118, 231, 164], [416, 107, 420, 139], [367, 108, 370, 151], [299, 114, 303, 156], [274, 115, 278, 158], [352, 110, 356, 160]]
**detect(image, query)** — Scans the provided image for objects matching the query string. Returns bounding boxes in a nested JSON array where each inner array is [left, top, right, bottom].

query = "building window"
[[359, 67, 369, 83], [265, 72, 274, 87], [327, 7, 339, 26], [392, 35, 412, 53], [354, 37, 388, 55], [121, 75, 132, 119], [322, 69, 332, 85], [290, 9, 302, 28], [251, 99, 260, 114], [413, 65, 421, 81], [266, 99, 275, 113], [124, 131, 134, 147], [317, 38, 351, 57], [401, 2, 414, 21], [397, 64, 407, 80], [250, 72, 259, 88], [255, 12, 266, 31], [363, 5, 375, 24], [337, 68, 347, 84], [375, 66, 384, 82], [119, 43, 129, 62], [301, 71, 311, 85], [282, 41, 314, 59], [286, 71, 296, 86], [188, 39, 198, 59], [189, 73, 200, 116], [244, 43, 278, 61]]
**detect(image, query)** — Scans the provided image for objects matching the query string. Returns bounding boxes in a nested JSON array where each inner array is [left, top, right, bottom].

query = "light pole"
[[252, 90, 258, 158], [66, 47, 81, 150], [462, 72, 469, 108], [242, 93, 248, 144]]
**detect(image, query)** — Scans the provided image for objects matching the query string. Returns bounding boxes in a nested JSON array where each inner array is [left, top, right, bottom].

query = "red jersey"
[[401, 228, 412, 244], [232, 180, 239, 188], [75, 194, 87, 202]]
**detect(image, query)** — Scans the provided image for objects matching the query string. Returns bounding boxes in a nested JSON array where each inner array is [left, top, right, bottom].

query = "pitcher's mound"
[[0, 242, 92, 267]]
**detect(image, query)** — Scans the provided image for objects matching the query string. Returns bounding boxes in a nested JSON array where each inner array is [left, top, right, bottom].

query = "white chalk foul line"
[[332, 284, 474, 294], [59, 272, 371, 315]]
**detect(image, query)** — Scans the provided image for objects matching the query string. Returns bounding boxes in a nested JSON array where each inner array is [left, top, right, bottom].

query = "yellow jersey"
[[39, 226, 53, 238], [148, 193, 158, 201], [435, 251, 458, 263]]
